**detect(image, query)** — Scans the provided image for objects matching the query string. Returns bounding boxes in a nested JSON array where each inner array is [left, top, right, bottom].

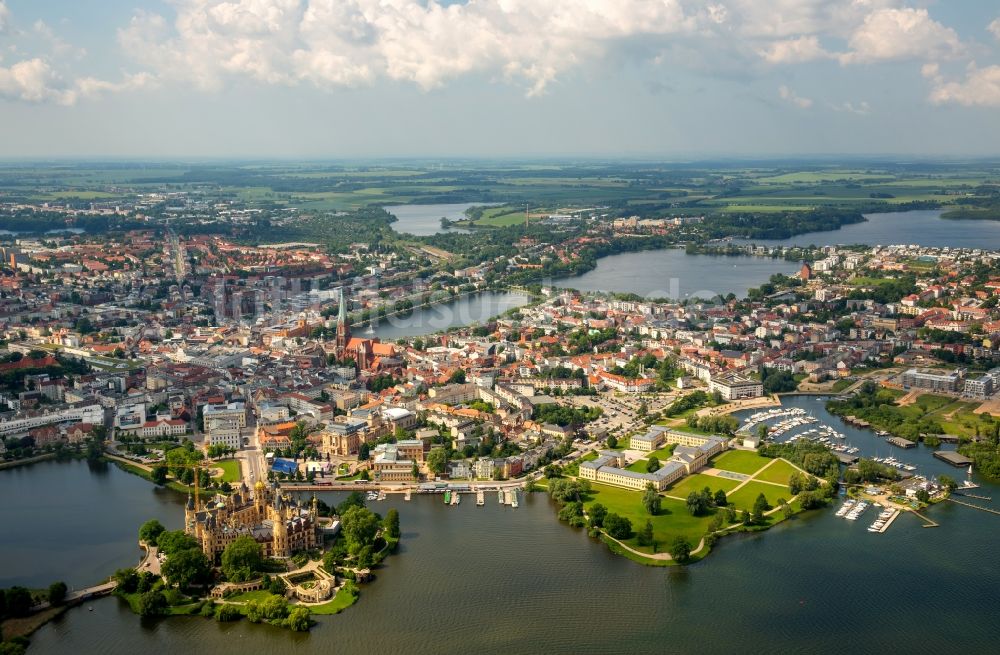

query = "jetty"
[[476, 490, 485, 506], [946, 497, 1000, 516]]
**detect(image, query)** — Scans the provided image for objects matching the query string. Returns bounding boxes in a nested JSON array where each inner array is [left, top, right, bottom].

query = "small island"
[[113, 486, 398, 631]]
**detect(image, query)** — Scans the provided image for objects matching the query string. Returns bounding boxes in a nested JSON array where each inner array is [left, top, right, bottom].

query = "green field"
[[584, 483, 718, 554], [727, 481, 790, 512], [752, 459, 799, 486], [665, 473, 741, 499], [711, 450, 772, 475], [306, 583, 359, 615], [214, 459, 242, 483]]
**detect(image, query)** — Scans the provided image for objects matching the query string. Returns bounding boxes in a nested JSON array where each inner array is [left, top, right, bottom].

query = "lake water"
[[370, 291, 530, 341], [385, 203, 498, 236], [0, 459, 183, 590], [552, 249, 800, 299], [19, 424, 1000, 654], [740, 209, 1000, 249]]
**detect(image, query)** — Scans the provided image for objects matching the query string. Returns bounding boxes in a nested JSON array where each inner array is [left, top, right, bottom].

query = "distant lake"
[[552, 249, 799, 299], [739, 209, 1000, 249], [385, 203, 498, 236], [370, 291, 530, 340]]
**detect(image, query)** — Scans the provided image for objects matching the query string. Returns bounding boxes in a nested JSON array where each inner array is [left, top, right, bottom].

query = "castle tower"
[[184, 493, 195, 533], [254, 480, 267, 521], [310, 493, 318, 520], [335, 288, 350, 355]]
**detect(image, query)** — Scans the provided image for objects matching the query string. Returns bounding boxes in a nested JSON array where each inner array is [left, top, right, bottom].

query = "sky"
[[0, 0, 999, 159]]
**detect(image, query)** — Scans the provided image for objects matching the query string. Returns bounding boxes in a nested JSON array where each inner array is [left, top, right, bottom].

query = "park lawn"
[[665, 473, 741, 499], [626, 459, 652, 473], [727, 481, 791, 513], [226, 590, 275, 604], [306, 584, 359, 615], [711, 450, 771, 475], [584, 483, 716, 553], [215, 459, 242, 483], [647, 444, 677, 461], [580, 451, 599, 462], [753, 459, 799, 485]]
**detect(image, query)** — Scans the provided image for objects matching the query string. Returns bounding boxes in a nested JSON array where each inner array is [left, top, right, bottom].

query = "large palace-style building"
[[185, 480, 319, 559]]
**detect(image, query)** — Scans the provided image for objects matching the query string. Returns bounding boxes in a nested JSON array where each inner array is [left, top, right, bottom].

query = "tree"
[[741, 509, 752, 526], [221, 536, 263, 582], [669, 536, 692, 563], [686, 490, 711, 516], [113, 568, 140, 594], [358, 441, 370, 461], [788, 471, 805, 495], [341, 505, 381, 554], [636, 519, 655, 548], [384, 508, 401, 539], [938, 474, 957, 492], [139, 519, 166, 546], [915, 489, 931, 504], [588, 503, 607, 528], [757, 423, 769, 442], [156, 530, 200, 556], [642, 483, 662, 515], [336, 491, 366, 516], [752, 493, 770, 524], [603, 513, 632, 540], [285, 606, 311, 632], [215, 604, 242, 622], [47, 581, 67, 606], [448, 369, 466, 384], [150, 465, 168, 486], [162, 547, 212, 589], [136, 590, 166, 617], [426, 448, 448, 475], [606, 434, 618, 449], [4, 587, 31, 617], [645, 456, 660, 473], [713, 489, 728, 507]]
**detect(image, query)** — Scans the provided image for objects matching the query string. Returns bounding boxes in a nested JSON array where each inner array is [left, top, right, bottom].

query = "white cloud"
[[0, 58, 76, 104], [989, 18, 1000, 42], [831, 100, 870, 115], [840, 8, 963, 65], [779, 84, 812, 108], [0, 2, 9, 35], [928, 65, 1000, 107], [759, 36, 831, 64], [117, 0, 703, 95]]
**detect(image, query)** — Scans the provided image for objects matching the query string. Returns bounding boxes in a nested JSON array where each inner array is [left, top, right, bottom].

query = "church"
[[185, 480, 319, 560]]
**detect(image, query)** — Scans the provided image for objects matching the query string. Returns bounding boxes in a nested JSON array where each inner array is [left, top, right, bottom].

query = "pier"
[[945, 497, 1000, 516], [875, 509, 901, 533]]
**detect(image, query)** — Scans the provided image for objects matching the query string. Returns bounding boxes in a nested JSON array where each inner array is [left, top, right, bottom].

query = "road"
[[237, 410, 266, 488]]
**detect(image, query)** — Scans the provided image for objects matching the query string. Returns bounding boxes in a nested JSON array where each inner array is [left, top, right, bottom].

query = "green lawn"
[[665, 473, 741, 499], [626, 460, 652, 473], [727, 481, 791, 512], [753, 459, 799, 486], [584, 483, 718, 555], [711, 450, 771, 475], [647, 444, 677, 460], [225, 590, 274, 604], [832, 379, 853, 392], [306, 583, 359, 615], [214, 459, 242, 483]]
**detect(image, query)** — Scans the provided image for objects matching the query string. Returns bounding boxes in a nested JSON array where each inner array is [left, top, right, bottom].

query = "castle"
[[185, 480, 319, 560]]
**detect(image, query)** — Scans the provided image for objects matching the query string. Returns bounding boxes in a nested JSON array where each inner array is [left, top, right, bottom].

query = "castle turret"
[[184, 493, 195, 532]]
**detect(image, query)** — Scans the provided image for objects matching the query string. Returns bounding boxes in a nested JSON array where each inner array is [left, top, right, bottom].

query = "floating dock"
[[933, 451, 974, 467], [476, 490, 485, 506]]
